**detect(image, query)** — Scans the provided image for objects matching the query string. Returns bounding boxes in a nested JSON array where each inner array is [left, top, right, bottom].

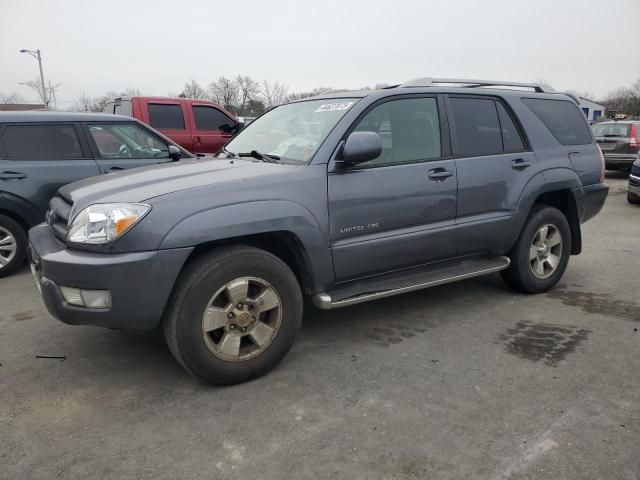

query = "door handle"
[[194, 136, 201, 145], [105, 167, 124, 174], [0, 171, 27, 180], [511, 159, 531, 170], [428, 168, 453, 180]]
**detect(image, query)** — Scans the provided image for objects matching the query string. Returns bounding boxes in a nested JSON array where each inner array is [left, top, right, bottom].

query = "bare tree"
[[209, 77, 239, 111], [602, 79, 640, 116], [533, 79, 556, 92], [260, 80, 289, 109], [235, 75, 260, 115], [71, 88, 143, 112], [72, 93, 99, 112], [287, 87, 332, 102], [20, 77, 61, 107], [0, 92, 26, 104], [181, 79, 208, 99]]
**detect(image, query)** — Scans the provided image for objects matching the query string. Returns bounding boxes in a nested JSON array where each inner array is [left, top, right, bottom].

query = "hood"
[[59, 157, 301, 208]]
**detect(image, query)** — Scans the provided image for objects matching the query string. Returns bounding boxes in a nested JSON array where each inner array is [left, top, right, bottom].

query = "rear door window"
[[0, 124, 85, 159], [192, 106, 234, 130], [148, 103, 185, 130], [449, 97, 503, 156], [522, 98, 592, 145]]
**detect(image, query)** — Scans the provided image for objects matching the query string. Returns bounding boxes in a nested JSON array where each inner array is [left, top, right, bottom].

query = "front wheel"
[[501, 206, 571, 294], [628, 192, 640, 204], [164, 246, 303, 385], [0, 215, 27, 278]]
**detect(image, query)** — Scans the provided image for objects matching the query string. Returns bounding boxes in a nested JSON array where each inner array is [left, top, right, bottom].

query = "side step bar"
[[313, 256, 510, 310]]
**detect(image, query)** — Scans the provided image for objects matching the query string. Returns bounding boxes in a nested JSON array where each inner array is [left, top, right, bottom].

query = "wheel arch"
[[502, 169, 583, 255], [184, 230, 317, 295]]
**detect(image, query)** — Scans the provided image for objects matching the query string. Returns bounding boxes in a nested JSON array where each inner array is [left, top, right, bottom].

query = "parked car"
[[592, 120, 640, 171], [628, 153, 640, 204], [0, 111, 192, 277], [103, 96, 242, 155], [29, 78, 608, 384]]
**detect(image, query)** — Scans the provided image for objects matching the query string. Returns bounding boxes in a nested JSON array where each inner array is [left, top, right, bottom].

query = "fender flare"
[[0, 192, 41, 229], [159, 200, 334, 291], [500, 168, 582, 254]]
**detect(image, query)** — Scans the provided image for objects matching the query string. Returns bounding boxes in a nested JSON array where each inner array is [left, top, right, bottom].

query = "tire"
[[500, 206, 571, 294], [164, 246, 303, 385], [628, 192, 640, 204], [0, 215, 27, 278]]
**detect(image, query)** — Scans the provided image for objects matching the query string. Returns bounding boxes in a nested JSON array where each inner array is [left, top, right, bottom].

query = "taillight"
[[630, 124, 639, 153], [597, 144, 605, 182]]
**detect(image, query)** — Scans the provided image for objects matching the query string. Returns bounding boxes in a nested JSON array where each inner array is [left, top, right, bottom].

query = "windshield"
[[225, 98, 359, 163], [592, 123, 630, 138]]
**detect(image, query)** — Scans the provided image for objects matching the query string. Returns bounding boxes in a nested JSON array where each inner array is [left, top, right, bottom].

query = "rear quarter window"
[[0, 124, 85, 160], [522, 98, 593, 146], [148, 103, 185, 130]]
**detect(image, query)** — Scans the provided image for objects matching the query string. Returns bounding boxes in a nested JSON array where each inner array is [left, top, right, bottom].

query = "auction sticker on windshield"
[[315, 102, 355, 113]]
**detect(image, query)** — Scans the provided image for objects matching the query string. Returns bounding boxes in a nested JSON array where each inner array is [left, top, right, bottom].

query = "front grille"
[[47, 195, 73, 242]]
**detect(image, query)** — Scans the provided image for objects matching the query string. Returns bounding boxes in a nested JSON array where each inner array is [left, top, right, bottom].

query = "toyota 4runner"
[[28, 78, 609, 384]]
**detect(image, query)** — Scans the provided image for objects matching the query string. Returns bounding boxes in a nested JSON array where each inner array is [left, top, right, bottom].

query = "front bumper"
[[28, 223, 193, 331], [629, 174, 640, 197]]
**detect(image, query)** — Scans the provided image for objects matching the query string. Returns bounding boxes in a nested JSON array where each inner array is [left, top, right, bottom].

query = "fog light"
[[60, 286, 111, 308]]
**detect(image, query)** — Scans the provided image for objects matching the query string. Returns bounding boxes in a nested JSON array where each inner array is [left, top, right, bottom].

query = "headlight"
[[634, 153, 640, 166], [67, 203, 150, 245]]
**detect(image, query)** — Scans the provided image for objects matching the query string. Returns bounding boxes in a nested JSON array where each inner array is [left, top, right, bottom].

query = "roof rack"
[[399, 77, 550, 93]]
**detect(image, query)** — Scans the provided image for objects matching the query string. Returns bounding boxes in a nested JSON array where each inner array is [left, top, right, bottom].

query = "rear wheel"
[[164, 246, 303, 385], [501, 206, 571, 293], [0, 215, 27, 278]]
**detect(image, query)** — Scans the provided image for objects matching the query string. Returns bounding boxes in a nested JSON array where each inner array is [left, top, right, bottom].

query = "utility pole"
[[20, 48, 48, 109]]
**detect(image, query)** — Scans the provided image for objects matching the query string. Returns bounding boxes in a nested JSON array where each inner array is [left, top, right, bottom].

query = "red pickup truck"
[[103, 96, 241, 155]]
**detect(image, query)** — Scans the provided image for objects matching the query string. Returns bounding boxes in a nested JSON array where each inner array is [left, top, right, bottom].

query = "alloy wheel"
[[529, 224, 563, 279], [202, 277, 282, 362], [0, 227, 17, 270]]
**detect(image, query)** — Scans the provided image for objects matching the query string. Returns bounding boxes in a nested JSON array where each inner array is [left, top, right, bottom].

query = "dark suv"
[[592, 120, 640, 171], [28, 78, 608, 384], [0, 111, 191, 276]]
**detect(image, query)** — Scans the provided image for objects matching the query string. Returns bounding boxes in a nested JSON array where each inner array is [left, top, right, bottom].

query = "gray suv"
[[0, 111, 190, 276], [28, 78, 609, 384]]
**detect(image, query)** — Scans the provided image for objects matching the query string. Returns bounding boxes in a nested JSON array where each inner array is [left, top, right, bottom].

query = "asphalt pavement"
[[1, 172, 638, 480]]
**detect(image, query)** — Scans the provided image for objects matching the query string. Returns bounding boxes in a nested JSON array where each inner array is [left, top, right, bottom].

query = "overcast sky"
[[1, 0, 639, 108]]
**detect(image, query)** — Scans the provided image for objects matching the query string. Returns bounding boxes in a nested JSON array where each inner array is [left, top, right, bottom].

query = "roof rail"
[[399, 77, 550, 93]]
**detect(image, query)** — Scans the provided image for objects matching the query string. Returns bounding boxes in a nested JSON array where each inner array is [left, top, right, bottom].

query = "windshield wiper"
[[237, 150, 280, 163], [221, 147, 239, 158]]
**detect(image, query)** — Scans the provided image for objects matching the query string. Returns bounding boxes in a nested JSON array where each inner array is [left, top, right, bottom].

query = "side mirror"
[[341, 131, 382, 165], [168, 145, 182, 161], [220, 121, 243, 135]]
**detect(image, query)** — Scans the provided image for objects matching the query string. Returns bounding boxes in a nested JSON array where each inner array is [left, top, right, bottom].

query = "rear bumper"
[[574, 183, 608, 224], [604, 153, 636, 166], [28, 223, 192, 331]]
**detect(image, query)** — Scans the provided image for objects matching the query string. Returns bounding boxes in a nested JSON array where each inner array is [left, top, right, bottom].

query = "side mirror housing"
[[168, 145, 182, 161], [220, 120, 243, 135], [341, 131, 382, 165]]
